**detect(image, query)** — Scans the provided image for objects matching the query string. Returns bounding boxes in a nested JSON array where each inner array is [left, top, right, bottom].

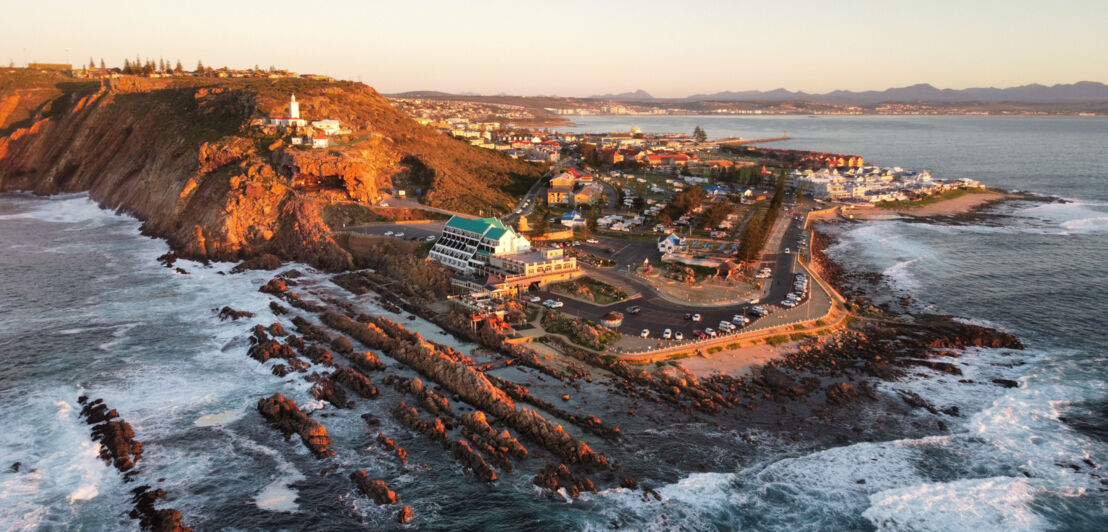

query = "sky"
[[3, 0, 1106, 98]]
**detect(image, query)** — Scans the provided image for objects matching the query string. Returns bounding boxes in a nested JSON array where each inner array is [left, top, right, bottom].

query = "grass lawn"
[[875, 187, 990, 209], [548, 276, 628, 304]]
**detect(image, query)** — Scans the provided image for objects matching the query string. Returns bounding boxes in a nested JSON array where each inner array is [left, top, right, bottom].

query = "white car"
[[782, 300, 797, 308], [425, 235, 437, 242], [705, 327, 716, 337], [692, 313, 702, 322], [384, 231, 394, 236], [641, 329, 650, 338], [543, 299, 556, 308], [784, 248, 791, 254], [394, 232, 405, 238], [530, 296, 542, 303], [674, 331, 685, 341], [718, 321, 735, 332], [663, 328, 672, 339], [550, 300, 564, 309], [586, 238, 599, 244]]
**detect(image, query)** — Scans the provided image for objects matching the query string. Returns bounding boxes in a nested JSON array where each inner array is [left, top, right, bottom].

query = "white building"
[[311, 119, 342, 135], [429, 216, 531, 275], [268, 94, 307, 128]]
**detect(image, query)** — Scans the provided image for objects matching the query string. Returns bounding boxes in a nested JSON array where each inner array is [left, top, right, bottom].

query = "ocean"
[[2, 115, 1107, 530]]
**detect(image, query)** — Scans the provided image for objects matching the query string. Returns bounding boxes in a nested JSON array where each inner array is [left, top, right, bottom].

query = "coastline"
[[846, 189, 1016, 220]]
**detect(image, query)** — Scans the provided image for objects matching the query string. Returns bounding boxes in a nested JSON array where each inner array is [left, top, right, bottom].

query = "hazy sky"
[[3, 0, 1106, 97]]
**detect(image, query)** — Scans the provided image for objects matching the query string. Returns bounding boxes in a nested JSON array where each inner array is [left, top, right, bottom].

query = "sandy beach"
[[848, 189, 1013, 219], [679, 343, 795, 378]]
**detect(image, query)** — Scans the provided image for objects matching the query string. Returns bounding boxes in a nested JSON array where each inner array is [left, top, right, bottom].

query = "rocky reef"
[[256, 393, 334, 457]]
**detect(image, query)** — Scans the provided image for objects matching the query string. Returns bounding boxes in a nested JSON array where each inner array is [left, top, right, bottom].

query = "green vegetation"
[[736, 172, 786, 262], [875, 187, 990, 209], [541, 310, 620, 350], [548, 276, 628, 304], [693, 125, 707, 143], [707, 346, 723, 354], [765, 334, 790, 347]]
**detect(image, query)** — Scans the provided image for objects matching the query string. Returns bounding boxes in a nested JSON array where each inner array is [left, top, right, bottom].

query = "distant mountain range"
[[683, 82, 1108, 104], [588, 89, 655, 100]]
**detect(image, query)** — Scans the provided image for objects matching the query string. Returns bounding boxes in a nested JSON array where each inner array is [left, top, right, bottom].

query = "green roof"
[[445, 216, 511, 239]]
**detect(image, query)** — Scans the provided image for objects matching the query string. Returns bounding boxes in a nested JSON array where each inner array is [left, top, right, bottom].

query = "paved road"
[[535, 205, 816, 341]]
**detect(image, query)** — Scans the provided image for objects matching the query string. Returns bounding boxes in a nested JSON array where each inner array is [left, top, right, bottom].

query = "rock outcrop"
[[350, 470, 398, 505], [0, 71, 542, 269], [256, 393, 334, 457]]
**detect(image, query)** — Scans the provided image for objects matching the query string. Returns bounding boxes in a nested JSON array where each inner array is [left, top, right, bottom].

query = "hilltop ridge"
[[0, 70, 542, 270]]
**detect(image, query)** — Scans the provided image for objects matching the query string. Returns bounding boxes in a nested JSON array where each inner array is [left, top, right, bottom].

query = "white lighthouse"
[[289, 94, 300, 119]]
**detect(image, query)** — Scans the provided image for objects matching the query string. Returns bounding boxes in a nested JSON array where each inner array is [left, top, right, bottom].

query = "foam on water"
[[863, 477, 1051, 531]]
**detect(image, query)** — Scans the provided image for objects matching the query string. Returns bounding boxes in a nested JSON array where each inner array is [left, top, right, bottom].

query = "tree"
[[100, 58, 105, 70], [196, 60, 204, 73], [122, 58, 131, 74], [174, 60, 182, 74], [89, 57, 95, 69], [586, 206, 599, 233], [693, 125, 707, 143], [531, 204, 550, 237]]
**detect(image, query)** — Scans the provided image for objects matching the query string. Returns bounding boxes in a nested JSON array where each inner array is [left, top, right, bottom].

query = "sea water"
[[2, 116, 1106, 530]]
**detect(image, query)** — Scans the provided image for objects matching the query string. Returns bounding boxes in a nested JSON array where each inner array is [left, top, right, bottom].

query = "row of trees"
[[118, 56, 184, 75], [711, 164, 763, 186], [735, 171, 786, 262]]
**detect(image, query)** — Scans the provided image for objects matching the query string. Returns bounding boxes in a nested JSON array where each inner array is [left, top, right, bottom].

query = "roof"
[[445, 216, 511, 240]]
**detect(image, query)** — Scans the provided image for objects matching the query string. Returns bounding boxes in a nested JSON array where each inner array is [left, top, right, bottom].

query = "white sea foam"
[[863, 477, 1050, 531], [193, 408, 247, 428]]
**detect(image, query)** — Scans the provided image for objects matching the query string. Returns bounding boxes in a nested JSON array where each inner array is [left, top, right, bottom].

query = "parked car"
[[692, 313, 702, 322], [663, 328, 672, 339], [692, 329, 705, 339], [718, 321, 735, 332], [674, 331, 685, 341], [543, 299, 556, 308], [394, 232, 405, 238], [384, 231, 394, 236], [530, 296, 542, 303], [684, 313, 692, 320], [586, 238, 599, 244], [425, 235, 437, 242], [705, 327, 716, 337], [550, 300, 564, 309], [626, 306, 642, 315], [640, 329, 650, 338]]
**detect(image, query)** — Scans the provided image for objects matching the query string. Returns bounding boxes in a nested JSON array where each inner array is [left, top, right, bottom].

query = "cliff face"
[[0, 73, 542, 270]]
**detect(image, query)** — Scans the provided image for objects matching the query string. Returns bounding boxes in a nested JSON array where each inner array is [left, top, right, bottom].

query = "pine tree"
[[89, 57, 95, 69], [196, 60, 204, 73], [693, 125, 707, 143], [174, 60, 182, 74], [122, 58, 131, 74], [100, 58, 105, 70]]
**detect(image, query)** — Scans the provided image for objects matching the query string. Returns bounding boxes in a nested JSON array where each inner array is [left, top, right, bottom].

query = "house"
[[550, 172, 576, 188], [657, 233, 685, 253], [547, 185, 572, 205], [311, 119, 342, 135], [560, 211, 586, 228], [311, 135, 329, 149], [572, 183, 604, 206]]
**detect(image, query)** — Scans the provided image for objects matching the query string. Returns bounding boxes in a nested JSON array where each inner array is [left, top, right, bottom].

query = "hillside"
[[0, 71, 542, 270]]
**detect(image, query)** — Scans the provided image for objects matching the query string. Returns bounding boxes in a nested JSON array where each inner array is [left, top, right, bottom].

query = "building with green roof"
[[429, 216, 531, 275]]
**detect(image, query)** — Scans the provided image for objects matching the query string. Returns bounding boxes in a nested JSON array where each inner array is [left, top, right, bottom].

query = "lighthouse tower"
[[289, 95, 300, 119]]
